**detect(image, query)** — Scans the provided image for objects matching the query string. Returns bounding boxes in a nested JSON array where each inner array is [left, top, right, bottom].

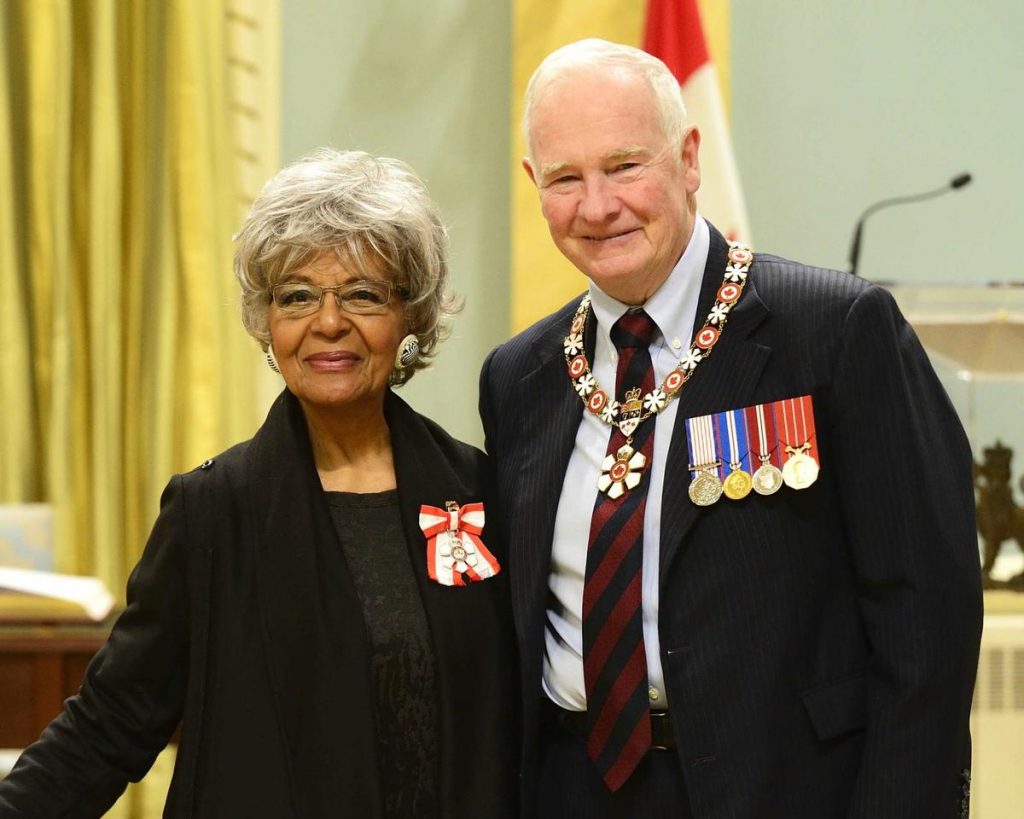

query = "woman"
[[0, 149, 517, 817]]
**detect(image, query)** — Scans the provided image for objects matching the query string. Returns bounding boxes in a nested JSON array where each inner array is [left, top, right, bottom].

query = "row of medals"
[[688, 444, 819, 507]]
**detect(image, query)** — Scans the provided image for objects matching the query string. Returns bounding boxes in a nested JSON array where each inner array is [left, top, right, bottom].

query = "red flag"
[[644, 0, 708, 82], [644, 0, 751, 243]]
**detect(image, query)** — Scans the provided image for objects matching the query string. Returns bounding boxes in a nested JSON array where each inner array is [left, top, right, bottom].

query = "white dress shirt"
[[542, 216, 710, 711]]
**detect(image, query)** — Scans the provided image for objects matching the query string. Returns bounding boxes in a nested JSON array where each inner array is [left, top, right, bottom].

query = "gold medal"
[[688, 470, 723, 506], [782, 450, 819, 489], [722, 468, 752, 500], [752, 462, 784, 495], [718, 407, 752, 501]]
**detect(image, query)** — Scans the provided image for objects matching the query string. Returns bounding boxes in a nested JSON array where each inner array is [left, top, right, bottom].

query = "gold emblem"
[[722, 468, 753, 500], [782, 446, 819, 489], [688, 470, 723, 506], [620, 387, 643, 415], [617, 387, 644, 437], [752, 462, 784, 495]]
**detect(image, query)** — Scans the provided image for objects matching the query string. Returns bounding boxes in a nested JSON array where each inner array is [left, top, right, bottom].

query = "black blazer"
[[0, 389, 517, 818], [479, 225, 982, 819]]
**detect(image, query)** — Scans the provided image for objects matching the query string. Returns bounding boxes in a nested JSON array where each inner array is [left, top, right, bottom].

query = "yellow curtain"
[[0, 0, 259, 595], [511, 0, 731, 332]]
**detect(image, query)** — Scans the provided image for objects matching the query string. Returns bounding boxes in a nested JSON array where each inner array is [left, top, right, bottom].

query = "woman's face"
[[268, 249, 407, 416]]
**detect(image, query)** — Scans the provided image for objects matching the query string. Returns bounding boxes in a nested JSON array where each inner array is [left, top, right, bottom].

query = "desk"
[[0, 619, 112, 749]]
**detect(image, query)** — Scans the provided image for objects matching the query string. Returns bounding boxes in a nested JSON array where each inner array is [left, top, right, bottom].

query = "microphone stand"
[[848, 174, 972, 276]]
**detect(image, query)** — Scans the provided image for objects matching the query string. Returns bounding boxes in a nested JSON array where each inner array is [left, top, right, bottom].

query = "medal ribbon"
[[745, 402, 780, 467], [777, 395, 819, 466], [719, 408, 751, 473], [419, 502, 500, 587], [686, 414, 719, 477], [796, 395, 818, 464]]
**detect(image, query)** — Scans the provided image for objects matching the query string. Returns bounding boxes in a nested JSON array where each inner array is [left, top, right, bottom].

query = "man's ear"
[[681, 125, 701, 193], [522, 157, 538, 187]]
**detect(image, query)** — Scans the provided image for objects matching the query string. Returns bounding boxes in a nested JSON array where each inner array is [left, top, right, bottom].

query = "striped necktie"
[[583, 309, 658, 791]]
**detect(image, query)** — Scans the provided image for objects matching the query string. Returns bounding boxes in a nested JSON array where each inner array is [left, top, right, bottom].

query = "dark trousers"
[[536, 703, 695, 819]]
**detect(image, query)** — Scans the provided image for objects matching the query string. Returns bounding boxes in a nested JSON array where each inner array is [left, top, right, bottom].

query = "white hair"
[[522, 38, 689, 163]]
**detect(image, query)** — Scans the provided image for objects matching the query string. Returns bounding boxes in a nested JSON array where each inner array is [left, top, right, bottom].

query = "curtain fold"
[[0, 8, 41, 501], [1, 0, 260, 595]]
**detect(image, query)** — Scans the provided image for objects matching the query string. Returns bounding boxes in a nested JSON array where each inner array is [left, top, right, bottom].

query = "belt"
[[552, 706, 676, 751]]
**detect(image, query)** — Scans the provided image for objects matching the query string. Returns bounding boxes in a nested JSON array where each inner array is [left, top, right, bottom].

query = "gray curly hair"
[[233, 148, 460, 386]]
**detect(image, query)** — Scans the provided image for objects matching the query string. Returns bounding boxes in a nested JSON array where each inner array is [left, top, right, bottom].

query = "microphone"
[[847, 173, 972, 276]]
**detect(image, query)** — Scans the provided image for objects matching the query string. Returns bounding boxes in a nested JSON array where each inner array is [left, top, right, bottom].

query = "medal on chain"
[[563, 243, 753, 497]]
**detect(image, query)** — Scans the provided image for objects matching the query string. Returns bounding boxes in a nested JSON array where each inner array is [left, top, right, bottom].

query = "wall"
[[281, 0, 511, 445], [731, 0, 1024, 282]]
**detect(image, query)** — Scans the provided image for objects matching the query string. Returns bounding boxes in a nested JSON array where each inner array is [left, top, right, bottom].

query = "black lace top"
[[325, 489, 439, 819]]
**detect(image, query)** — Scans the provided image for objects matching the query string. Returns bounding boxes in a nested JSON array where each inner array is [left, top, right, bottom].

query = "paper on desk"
[[0, 566, 115, 622]]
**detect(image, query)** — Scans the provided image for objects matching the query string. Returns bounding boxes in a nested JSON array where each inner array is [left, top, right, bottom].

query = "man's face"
[[524, 68, 700, 304]]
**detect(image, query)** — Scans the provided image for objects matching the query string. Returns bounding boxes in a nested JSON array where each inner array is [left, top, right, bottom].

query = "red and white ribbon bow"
[[419, 501, 500, 587]]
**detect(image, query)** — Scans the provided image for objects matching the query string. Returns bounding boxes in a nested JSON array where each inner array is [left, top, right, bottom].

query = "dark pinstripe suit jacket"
[[479, 225, 982, 819]]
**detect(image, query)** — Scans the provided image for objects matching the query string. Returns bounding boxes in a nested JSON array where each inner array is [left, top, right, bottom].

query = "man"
[[479, 39, 982, 818]]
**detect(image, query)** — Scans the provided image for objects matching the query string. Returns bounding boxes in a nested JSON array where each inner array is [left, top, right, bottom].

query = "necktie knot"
[[611, 310, 658, 351]]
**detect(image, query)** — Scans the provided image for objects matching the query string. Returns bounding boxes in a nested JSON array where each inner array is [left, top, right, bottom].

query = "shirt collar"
[[589, 215, 710, 349]]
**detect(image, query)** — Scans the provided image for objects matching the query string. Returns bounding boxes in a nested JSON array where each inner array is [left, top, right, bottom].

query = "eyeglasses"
[[270, 280, 403, 316]]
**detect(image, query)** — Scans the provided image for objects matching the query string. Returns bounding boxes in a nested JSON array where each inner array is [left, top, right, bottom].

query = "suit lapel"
[[508, 304, 588, 656], [659, 226, 771, 584], [498, 237, 772, 636]]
